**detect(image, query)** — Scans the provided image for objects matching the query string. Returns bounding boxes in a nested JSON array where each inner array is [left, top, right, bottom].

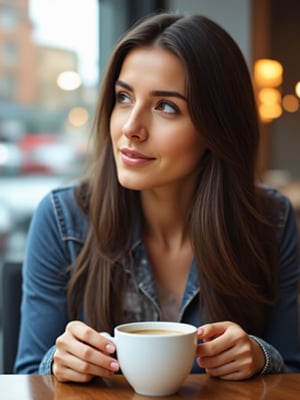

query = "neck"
[[140, 186, 193, 250]]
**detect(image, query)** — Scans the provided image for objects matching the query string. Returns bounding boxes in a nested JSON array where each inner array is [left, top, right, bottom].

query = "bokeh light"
[[254, 59, 283, 87], [282, 94, 299, 112], [57, 71, 81, 91], [68, 107, 89, 127]]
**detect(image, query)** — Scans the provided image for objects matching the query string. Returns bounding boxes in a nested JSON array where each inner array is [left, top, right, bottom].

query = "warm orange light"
[[68, 107, 89, 127], [282, 94, 299, 112], [257, 87, 282, 122], [254, 59, 283, 87], [295, 81, 300, 98], [258, 88, 281, 105], [259, 103, 282, 120]]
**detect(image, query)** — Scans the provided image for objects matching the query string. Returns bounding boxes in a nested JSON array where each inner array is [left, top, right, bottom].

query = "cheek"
[[163, 131, 205, 161]]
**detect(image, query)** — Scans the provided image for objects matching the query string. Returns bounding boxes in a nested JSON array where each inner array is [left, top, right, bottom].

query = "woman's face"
[[110, 47, 206, 192]]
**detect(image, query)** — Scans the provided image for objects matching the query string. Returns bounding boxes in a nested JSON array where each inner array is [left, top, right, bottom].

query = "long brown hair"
[[68, 13, 278, 335]]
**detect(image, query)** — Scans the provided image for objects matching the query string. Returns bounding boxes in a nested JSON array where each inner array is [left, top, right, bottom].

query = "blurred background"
[[0, 0, 300, 372]]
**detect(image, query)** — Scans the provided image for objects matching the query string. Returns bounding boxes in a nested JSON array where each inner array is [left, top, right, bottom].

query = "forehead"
[[118, 47, 186, 91]]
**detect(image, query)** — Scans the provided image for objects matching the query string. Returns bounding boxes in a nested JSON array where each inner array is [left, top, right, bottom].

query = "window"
[[0, 0, 99, 261], [0, 73, 17, 99], [2, 40, 19, 65], [0, 8, 18, 31]]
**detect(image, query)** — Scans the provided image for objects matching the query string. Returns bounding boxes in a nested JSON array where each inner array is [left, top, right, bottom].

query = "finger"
[[197, 322, 247, 358], [66, 321, 116, 354], [56, 335, 119, 371], [197, 322, 231, 341], [197, 344, 234, 369], [206, 364, 252, 381], [54, 349, 118, 382], [200, 349, 255, 380], [53, 362, 95, 383], [196, 335, 234, 358]]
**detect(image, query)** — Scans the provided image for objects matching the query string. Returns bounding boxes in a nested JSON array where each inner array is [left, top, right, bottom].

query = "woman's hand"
[[52, 321, 120, 383], [196, 321, 265, 380]]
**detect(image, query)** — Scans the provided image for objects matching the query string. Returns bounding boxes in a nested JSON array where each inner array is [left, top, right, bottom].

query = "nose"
[[122, 107, 148, 141]]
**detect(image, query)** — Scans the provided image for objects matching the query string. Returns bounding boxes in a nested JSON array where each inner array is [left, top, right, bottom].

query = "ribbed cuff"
[[250, 335, 285, 374]]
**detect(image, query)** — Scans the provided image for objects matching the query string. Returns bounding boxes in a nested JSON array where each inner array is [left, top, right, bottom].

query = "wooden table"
[[0, 374, 299, 399]]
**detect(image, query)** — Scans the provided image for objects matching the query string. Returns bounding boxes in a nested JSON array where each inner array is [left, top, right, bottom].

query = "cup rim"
[[115, 321, 197, 336]]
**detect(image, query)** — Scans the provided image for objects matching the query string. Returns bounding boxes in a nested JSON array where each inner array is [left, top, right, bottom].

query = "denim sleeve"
[[261, 197, 300, 373], [38, 345, 56, 375], [250, 335, 285, 374], [14, 192, 70, 374]]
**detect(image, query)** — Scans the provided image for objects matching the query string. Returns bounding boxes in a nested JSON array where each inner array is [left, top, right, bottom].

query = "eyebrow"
[[115, 80, 187, 102]]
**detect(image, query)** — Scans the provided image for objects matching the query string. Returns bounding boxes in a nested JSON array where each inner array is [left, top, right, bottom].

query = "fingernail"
[[105, 344, 115, 353], [110, 361, 119, 371], [197, 327, 204, 336]]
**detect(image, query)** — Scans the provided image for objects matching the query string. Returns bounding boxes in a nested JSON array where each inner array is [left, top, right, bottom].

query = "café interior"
[[0, 0, 299, 387]]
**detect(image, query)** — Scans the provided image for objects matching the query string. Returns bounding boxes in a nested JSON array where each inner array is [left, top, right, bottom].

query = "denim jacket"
[[14, 184, 300, 375]]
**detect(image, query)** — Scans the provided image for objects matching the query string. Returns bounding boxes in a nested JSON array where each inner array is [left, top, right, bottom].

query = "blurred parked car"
[[18, 134, 86, 176], [0, 134, 85, 257], [0, 133, 87, 259]]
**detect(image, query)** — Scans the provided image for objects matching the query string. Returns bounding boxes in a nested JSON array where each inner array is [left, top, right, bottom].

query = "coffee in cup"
[[130, 328, 182, 335], [100, 321, 197, 396]]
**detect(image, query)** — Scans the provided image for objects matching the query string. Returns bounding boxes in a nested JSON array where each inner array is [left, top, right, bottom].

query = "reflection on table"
[[0, 373, 300, 400]]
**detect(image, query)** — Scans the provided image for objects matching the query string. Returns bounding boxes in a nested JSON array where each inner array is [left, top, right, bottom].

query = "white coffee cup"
[[101, 321, 197, 396]]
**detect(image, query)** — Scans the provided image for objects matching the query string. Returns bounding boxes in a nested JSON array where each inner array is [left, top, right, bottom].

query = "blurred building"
[[37, 45, 81, 109], [0, 0, 84, 135], [0, 0, 37, 104]]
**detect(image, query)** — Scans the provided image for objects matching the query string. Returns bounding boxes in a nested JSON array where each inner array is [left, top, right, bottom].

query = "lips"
[[120, 148, 155, 160], [119, 147, 155, 166]]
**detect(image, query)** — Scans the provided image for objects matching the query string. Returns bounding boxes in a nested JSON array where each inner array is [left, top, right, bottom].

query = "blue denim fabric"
[[14, 184, 300, 375]]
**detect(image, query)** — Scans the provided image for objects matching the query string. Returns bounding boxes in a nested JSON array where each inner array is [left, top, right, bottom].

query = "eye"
[[156, 101, 179, 114], [116, 91, 132, 104]]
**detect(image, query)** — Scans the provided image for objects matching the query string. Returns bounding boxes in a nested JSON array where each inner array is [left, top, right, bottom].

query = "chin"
[[117, 177, 148, 191], [119, 181, 145, 190], [117, 171, 155, 191]]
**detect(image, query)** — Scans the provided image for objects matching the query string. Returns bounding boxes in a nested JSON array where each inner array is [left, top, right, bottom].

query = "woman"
[[15, 12, 300, 381]]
